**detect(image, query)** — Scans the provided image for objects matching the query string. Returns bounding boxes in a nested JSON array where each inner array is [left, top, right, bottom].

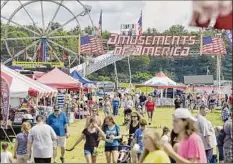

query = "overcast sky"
[[1, 1, 199, 33]]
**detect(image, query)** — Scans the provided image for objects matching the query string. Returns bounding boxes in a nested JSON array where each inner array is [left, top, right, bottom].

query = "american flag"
[[80, 36, 105, 55], [98, 9, 102, 36], [138, 11, 142, 36], [200, 36, 226, 55]]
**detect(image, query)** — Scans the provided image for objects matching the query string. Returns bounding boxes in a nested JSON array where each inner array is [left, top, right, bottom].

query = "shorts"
[[17, 154, 29, 163], [53, 136, 66, 148], [105, 146, 119, 152], [84, 147, 97, 156], [34, 158, 51, 163]]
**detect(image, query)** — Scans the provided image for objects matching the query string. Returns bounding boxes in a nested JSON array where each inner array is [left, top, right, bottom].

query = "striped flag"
[[80, 36, 105, 55], [98, 9, 102, 36], [200, 36, 226, 55], [138, 11, 142, 36]]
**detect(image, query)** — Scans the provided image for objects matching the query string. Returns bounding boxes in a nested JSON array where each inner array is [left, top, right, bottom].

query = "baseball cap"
[[173, 108, 197, 122]]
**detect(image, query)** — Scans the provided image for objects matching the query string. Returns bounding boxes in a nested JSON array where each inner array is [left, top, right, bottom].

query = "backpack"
[[217, 128, 226, 146]]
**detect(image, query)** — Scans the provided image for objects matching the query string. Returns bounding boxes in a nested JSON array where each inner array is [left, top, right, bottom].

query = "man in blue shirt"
[[47, 106, 69, 163]]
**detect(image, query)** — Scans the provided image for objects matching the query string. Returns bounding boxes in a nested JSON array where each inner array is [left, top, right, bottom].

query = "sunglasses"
[[132, 116, 137, 118], [54, 110, 59, 112]]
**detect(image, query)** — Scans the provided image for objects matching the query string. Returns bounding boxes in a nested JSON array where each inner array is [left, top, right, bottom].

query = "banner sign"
[[12, 61, 64, 68], [225, 30, 232, 49], [107, 34, 198, 56], [1, 77, 10, 129]]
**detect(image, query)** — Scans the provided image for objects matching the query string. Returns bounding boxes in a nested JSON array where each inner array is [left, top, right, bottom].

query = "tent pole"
[[1, 126, 13, 147]]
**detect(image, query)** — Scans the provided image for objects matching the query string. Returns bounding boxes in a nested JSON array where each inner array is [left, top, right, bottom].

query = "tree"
[[102, 30, 111, 40], [146, 28, 151, 34], [49, 22, 62, 31]]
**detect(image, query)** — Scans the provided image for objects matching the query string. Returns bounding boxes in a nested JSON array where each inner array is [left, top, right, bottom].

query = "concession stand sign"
[[107, 34, 198, 57]]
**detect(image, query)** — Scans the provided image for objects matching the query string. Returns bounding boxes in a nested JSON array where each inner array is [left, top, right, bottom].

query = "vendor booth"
[[37, 68, 83, 123], [37, 67, 82, 89], [135, 72, 186, 106], [1, 64, 58, 140]]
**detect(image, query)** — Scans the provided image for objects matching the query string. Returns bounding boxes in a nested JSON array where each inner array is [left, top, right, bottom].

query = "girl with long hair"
[[139, 129, 170, 163], [66, 118, 107, 163], [126, 111, 140, 146], [163, 108, 207, 163], [102, 116, 121, 163], [13, 121, 31, 163]]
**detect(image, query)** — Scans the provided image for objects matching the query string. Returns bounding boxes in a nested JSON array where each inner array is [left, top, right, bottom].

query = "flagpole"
[[100, 9, 102, 36], [200, 28, 203, 56], [141, 10, 142, 33], [78, 33, 81, 65], [216, 33, 222, 93]]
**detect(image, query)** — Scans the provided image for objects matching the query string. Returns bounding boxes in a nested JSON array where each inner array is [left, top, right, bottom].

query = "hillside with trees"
[[1, 23, 232, 83]]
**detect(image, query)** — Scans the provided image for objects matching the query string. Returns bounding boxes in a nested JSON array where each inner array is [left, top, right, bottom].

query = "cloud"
[[1, 1, 198, 35], [143, 1, 198, 32]]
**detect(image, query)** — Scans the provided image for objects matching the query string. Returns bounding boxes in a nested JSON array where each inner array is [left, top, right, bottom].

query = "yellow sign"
[[12, 61, 64, 68]]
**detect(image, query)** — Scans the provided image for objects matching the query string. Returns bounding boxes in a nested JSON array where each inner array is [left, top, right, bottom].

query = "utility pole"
[[114, 62, 118, 90], [216, 33, 222, 93]]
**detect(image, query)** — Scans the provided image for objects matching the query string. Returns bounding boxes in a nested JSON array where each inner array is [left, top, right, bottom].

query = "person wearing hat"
[[196, 106, 217, 163], [163, 108, 207, 163], [47, 106, 69, 163], [27, 115, 57, 163]]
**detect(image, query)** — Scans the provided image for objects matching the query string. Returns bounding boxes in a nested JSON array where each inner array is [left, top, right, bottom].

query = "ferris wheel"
[[1, 0, 95, 66]]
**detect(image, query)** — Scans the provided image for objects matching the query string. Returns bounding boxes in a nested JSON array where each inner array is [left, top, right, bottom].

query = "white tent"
[[137, 72, 177, 88], [1, 64, 57, 98]]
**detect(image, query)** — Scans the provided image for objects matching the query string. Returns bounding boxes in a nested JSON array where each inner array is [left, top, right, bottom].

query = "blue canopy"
[[71, 71, 94, 84]]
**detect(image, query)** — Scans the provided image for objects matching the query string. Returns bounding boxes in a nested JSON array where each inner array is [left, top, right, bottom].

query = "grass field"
[[4, 107, 222, 163], [61, 107, 222, 163]]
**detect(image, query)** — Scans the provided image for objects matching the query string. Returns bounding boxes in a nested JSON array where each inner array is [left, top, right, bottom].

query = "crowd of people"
[[1, 90, 232, 164]]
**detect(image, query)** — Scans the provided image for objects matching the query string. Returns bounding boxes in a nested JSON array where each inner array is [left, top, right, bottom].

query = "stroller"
[[117, 136, 131, 163]]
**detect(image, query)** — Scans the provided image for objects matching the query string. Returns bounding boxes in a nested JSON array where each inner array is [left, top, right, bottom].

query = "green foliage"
[[132, 72, 153, 83], [102, 30, 111, 40]]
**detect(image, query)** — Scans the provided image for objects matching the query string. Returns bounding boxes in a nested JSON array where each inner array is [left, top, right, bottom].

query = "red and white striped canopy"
[[1, 64, 57, 98]]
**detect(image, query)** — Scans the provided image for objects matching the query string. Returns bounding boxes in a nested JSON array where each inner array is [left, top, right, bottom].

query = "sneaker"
[[60, 157, 65, 163]]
